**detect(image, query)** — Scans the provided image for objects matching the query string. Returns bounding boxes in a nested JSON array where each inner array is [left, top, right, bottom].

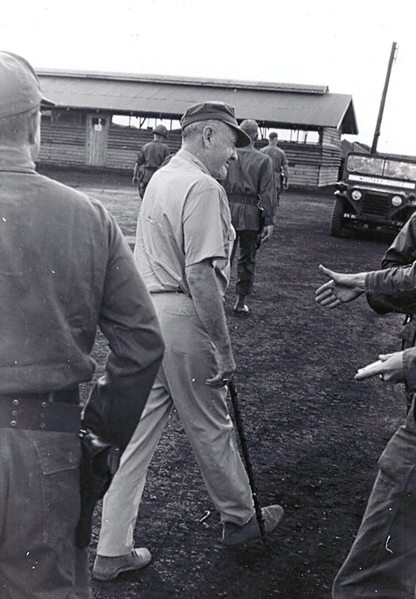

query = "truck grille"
[[360, 193, 390, 218]]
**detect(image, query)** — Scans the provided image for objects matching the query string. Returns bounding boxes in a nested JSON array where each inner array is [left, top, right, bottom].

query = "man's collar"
[[178, 148, 212, 176], [0, 145, 36, 172]]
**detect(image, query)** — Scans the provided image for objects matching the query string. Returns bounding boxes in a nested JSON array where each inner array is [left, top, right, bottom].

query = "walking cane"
[[227, 379, 267, 545]]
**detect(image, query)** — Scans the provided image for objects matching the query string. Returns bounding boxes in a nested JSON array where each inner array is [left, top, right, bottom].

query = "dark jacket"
[[223, 145, 277, 231]]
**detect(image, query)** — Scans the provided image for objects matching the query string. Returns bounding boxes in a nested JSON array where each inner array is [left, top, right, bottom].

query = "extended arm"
[[355, 352, 404, 383], [316, 259, 416, 316], [354, 347, 416, 393], [315, 265, 367, 308], [186, 259, 235, 388]]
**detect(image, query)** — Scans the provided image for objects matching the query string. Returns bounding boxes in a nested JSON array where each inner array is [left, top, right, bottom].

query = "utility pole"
[[371, 42, 398, 154]]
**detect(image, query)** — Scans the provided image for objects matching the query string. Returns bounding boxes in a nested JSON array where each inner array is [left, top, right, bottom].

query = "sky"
[[2, 0, 416, 155]]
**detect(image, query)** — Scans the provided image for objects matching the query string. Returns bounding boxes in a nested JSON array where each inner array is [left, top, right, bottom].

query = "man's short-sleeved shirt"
[[134, 149, 235, 297], [260, 145, 288, 185]]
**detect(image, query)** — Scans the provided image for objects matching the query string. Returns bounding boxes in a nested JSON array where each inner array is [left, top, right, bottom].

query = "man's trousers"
[[231, 230, 258, 297], [97, 292, 255, 557], [0, 428, 93, 599], [333, 398, 416, 598]]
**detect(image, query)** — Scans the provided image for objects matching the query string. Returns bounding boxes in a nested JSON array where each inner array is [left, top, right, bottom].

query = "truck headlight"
[[392, 195, 403, 207], [351, 190, 362, 201]]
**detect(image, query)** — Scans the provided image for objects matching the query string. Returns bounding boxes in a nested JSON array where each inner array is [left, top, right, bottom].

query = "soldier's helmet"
[[153, 124, 168, 138]]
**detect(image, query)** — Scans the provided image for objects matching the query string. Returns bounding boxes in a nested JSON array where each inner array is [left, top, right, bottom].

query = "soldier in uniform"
[[224, 120, 277, 316], [133, 124, 170, 198], [0, 51, 164, 599]]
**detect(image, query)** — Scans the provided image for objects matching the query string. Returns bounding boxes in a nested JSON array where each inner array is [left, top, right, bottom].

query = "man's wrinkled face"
[[204, 122, 238, 180]]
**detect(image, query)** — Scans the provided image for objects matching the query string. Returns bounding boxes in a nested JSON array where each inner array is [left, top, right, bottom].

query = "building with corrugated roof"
[[37, 69, 358, 187]]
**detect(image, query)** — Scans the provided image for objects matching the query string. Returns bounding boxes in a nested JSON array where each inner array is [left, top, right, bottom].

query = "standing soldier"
[[260, 131, 289, 206], [224, 120, 277, 316], [0, 51, 164, 599], [133, 124, 170, 198]]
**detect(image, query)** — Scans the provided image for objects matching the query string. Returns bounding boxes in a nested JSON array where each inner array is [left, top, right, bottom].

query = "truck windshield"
[[384, 160, 416, 180], [347, 154, 416, 181]]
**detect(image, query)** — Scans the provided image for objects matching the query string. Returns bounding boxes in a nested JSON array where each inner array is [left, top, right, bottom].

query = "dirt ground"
[[42, 168, 408, 599]]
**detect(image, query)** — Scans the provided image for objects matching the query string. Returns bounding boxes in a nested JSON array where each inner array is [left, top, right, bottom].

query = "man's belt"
[[150, 288, 185, 294], [229, 193, 259, 205], [0, 388, 81, 433]]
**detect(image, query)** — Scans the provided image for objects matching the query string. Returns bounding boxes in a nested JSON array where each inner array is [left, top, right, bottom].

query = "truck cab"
[[330, 152, 416, 237]]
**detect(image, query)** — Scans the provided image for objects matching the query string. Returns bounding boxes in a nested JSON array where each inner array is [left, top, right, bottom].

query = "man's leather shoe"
[[92, 547, 152, 581], [222, 505, 284, 547]]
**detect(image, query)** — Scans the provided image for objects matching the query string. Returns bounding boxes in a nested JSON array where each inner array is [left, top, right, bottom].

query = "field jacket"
[[366, 266, 416, 391], [0, 146, 164, 450]]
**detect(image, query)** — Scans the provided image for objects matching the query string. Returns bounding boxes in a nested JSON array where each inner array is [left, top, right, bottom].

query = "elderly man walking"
[[224, 120, 277, 316], [0, 51, 164, 599], [93, 101, 284, 582]]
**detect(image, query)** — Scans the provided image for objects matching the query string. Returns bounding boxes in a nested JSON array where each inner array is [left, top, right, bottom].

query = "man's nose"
[[230, 147, 238, 160]]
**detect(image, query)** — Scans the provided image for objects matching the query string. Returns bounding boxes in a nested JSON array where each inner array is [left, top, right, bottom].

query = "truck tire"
[[330, 198, 345, 237]]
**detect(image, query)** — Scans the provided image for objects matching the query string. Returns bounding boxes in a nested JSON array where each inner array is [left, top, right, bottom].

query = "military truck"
[[330, 152, 416, 237]]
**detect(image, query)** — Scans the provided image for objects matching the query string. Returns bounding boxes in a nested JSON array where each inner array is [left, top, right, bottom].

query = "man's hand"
[[186, 260, 236, 389], [355, 352, 404, 383], [315, 265, 367, 308], [261, 224, 274, 243], [206, 357, 235, 389], [132, 176, 138, 185]]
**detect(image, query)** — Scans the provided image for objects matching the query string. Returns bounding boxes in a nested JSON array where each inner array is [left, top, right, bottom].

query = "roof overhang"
[[37, 69, 358, 134]]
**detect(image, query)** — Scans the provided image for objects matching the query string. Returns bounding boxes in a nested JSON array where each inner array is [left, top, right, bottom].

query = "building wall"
[[38, 112, 342, 187], [106, 126, 181, 170], [39, 121, 85, 166]]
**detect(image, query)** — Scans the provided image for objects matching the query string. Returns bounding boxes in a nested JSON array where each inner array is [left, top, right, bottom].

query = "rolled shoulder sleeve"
[[183, 182, 229, 267]]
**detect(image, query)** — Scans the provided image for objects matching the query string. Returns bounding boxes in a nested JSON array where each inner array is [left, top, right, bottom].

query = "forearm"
[[366, 262, 416, 314], [186, 260, 233, 358], [83, 357, 162, 451], [260, 170, 277, 223], [283, 165, 289, 181]]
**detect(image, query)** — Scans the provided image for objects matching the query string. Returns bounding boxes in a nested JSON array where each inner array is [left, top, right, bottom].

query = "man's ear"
[[202, 125, 214, 147], [28, 109, 41, 146], [28, 109, 41, 160]]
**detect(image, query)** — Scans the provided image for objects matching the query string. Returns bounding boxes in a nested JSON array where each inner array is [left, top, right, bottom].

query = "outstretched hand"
[[355, 352, 404, 383], [315, 265, 367, 308]]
